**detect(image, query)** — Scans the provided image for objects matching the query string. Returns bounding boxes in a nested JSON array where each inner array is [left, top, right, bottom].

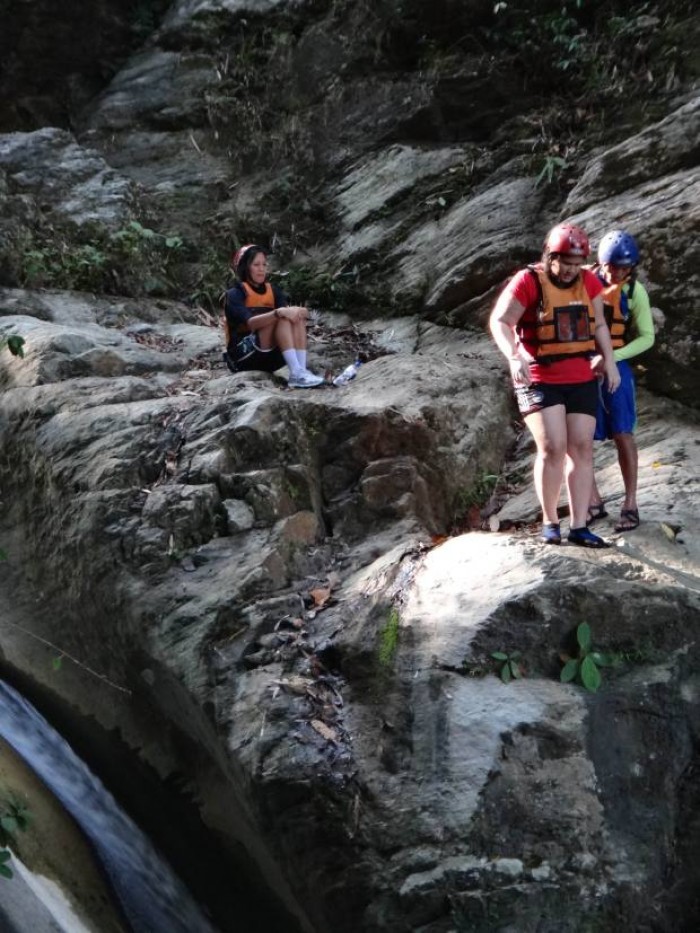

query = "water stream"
[[0, 678, 217, 933]]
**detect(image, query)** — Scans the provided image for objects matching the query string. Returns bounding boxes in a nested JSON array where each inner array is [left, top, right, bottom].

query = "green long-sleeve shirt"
[[614, 279, 655, 362]]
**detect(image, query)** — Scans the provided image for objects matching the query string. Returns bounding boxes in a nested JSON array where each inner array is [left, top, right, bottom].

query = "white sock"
[[296, 349, 307, 370], [283, 349, 302, 376]]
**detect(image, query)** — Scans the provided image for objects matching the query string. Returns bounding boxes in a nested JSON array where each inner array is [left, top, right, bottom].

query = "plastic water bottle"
[[332, 359, 362, 386]]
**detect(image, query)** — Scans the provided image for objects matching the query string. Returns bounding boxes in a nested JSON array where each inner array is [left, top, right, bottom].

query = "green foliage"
[[559, 621, 614, 692], [485, 0, 694, 105], [536, 154, 568, 187], [0, 800, 31, 838], [18, 221, 185, 297], [0, 849, 11, 880], [273, 264, 382, 315], [1, 335, 25, 358], [456, 472, 499, 512], [0, 798, 31, 880], [460, 659, 489, 678], [378, 607, 400, 667], [188, 245, 229, 311], [491, 650, 523, 684]]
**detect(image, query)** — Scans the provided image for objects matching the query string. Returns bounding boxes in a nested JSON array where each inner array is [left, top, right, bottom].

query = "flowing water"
[[0, 678, 217, 933]]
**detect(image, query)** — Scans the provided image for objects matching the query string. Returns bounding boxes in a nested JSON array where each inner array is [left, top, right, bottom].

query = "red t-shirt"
[[506, 266, 603, 384]]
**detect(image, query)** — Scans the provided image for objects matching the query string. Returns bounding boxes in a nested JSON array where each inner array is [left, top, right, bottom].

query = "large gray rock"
[[1, 2, 700, 931], [389, 175, 544, 315], [0, 127, 136, 227], [2, 283, 700, 931], [565, 96, 700, 213], [566, 161, 700, 407]]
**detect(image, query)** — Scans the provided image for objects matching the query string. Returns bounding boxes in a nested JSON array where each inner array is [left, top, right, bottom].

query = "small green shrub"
[[19, 221, 185, 296], [536, 154, 568, 187], [559, 622, 614, 692], [491, 650, 523, 684], [0, 798, 31, 880], [272, 265, 374, 314], [378, 607, 400, 667], [1, 335, 25, 358], [456, 472, 498, 512]]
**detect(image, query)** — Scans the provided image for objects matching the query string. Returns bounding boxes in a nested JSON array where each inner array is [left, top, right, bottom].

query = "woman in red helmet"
[[489, 223, 621, 547], [223, 244, 324, 388]]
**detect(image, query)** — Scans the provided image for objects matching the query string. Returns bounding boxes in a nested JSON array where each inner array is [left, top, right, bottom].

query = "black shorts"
[[515, 380, 598, 418], [225, 341, 285, 374]]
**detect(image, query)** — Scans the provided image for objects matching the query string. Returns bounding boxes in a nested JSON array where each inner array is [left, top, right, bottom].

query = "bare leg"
[[590, 469, 604, 509], [257, 319, 295, 351], [524, 406, 567, 524], [565, 413, 596, 529], [291, 319, 307, 350], [613, 432, 638, 512]]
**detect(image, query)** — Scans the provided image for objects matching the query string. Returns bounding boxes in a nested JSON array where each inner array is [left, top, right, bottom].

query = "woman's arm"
[[616, 282, 655, 361], [489, 292, 531, 386], [592, 294, 621, 391]]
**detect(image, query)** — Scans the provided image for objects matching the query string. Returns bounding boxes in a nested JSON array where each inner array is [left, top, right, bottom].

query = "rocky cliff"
[[1, 1, 700, 931]]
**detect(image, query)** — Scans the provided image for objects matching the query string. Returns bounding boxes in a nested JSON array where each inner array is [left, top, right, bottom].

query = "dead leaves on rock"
[[271, 670, 346, 750], [660, 521, 683, 543], [305, 571, 341, 618], [310, 719, 339, 744], [125, 330, 183, 353], [258, 572, 349, 752]]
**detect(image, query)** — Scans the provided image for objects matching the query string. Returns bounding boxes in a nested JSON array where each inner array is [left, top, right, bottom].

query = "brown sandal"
[[614, 509, 640, 532], [586, 503, 609, 526]]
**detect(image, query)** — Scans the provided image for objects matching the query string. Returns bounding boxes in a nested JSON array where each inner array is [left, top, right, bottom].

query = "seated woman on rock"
[[223, 244, 324, 388]]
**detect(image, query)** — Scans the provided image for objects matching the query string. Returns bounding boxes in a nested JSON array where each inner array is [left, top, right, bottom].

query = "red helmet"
[[231, 243, 256, 274], [545, 223, 590, 258]]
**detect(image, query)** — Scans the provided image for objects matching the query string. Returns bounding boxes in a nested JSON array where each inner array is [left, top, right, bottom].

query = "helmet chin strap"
[[546, 253, 580, 289], [548, 270, 578, 289]]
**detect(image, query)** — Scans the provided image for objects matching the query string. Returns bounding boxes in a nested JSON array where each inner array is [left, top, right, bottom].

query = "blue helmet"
[[597, 230, 640, 267]]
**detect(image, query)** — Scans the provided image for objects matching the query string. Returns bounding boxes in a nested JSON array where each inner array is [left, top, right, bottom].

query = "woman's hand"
[[605, 358, 621, 393], [509, 355, 532, 386], [276, 305, 308, 323]]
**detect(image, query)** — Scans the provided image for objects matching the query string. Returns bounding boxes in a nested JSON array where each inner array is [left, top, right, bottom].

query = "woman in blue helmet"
[[587, 230, 655, 532]]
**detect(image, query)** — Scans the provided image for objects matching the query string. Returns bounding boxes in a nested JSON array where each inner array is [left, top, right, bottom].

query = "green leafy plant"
[[1, 335, 25, 358], [559, 622, 613, 692], [536, 154, 568, 187], [19, 221, 185, 296], [378, 607, 400, 667], [0, 798, 31, 880], [272, 264, 371, 315], [460, 659, 489, 678], [491, 650, 523, 684], [457, 472, 499, 512]]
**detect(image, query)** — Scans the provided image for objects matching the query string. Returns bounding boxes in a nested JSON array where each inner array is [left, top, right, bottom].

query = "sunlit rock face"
[[1, 0, 700, 930]]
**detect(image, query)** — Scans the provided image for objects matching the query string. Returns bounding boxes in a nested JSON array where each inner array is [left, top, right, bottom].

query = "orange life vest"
[[521, 266, 597, 360], [599, 282, 627, 349], [585, 265, 631, 350], [222, 281, 275, 347]]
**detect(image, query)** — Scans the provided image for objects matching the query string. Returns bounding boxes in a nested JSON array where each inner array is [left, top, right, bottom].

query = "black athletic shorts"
[[225, 338, 285, 374], [514, 380, 598, 418]]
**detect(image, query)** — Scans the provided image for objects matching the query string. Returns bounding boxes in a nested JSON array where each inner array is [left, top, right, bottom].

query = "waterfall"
[[0, 679, 217, 933]]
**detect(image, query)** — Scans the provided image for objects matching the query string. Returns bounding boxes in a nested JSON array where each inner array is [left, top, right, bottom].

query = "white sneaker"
[[288, 369, 324, 388]]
